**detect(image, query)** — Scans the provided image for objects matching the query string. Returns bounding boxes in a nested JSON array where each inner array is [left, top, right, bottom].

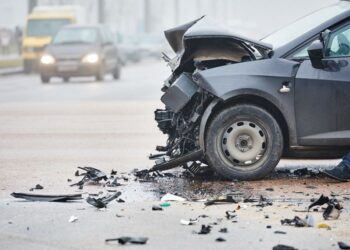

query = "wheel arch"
[[199, 94, 290, 155]]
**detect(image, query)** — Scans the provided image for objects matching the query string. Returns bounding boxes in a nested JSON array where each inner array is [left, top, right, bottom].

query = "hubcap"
[[221, 121, 267, 166]]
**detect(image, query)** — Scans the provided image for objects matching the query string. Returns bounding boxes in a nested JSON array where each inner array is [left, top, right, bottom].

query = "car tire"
[[40, 75, 50, 84], [95, 65, 104, 81], [63, 77, 69, 82], [113, 65, 121, 80], [205, 104, 283, 180]]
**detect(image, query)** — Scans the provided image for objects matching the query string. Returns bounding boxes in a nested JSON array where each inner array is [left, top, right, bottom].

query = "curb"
[[0, 67, 24, 76]]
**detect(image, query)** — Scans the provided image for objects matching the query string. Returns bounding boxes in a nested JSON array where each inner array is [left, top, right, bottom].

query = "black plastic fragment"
[[86, 192, 121, 208], [338, 242, 350, 250], [11, 192, 82, 202], [71, 166, 107, 187], [274, 231, 287, 234], [216, 237, 226, 242], [205, 195, 237, 206], [281, 216, 306, 227], [273, 244, 298, 250], [152, 205, 163, 211], [197, 225, 211, 234], [105, 237, 148, 245], [225, 210, 236, 220], [308, 194, 329, 211], [219, 228, 228, 233], [35, 184, 44, 190]]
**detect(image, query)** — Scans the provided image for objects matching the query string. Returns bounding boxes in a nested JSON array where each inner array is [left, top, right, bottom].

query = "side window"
[[290, 40, 315, 59], [325, 23, 350, 57]]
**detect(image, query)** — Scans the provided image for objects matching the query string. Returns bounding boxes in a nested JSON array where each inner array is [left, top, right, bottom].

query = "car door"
[[294, 22, 350, 146]]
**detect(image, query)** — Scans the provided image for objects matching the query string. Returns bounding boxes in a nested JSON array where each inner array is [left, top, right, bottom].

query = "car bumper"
[[39, 61, 101, 77]]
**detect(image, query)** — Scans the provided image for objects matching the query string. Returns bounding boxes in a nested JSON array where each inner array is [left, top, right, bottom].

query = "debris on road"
[[71, 166, 107, 188], [219, 228, 228, 233], [105, 237, 148, 245], [68, 215, 78, 223], [180, 219, 197, 225], [195, 225, 212, 234], [34, 184, 44, 190], [308, 194, 342, 220], [274, 230, 287, 234], [225, 210, 236, 220], [281, 216, 308, 227], [152, 205, 163, 211], [215, 237, 226, 242], [272, 244, 298, 250], [317, 223, 331, 230], [161, 193, 186, 202], [86, 191, 121, 208], [11, 192, 82, 202], [160, 202, 171, 207], [338, 242, 350, 250], [204, 194, 237, 206]]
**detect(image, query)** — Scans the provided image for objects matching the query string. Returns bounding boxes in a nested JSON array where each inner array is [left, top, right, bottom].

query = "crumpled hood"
[[164, 16, 272, 54], [46, 44, 100, 60]]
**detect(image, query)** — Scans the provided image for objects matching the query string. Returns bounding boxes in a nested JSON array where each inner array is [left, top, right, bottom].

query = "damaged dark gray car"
[[152, 1, 350, 180]]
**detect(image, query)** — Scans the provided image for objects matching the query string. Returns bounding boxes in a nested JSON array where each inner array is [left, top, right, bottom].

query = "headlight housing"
[[40, 54, 55, 65], [82, 53, 99, 64]]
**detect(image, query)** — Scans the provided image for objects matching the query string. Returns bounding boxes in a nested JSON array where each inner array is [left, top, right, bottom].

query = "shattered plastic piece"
[[216, 237, 226, 242], [117, 199, 125, 203], [308, 194, 342, 220], [281, 216, 307, 227], [255, 195, 273, 208], [86, 192, 121, 208], [274, 231, 287, 234], [35, 184, 44, 190], [152, 205, 163, 211], [110, 169, 117, 175], [205, 195, 237, 206], [180, 219, 197, 225], [266, 225, 272, 229], [161, 193, 186, 202], [11, 192, 82, 202], [68, 215, 78, 223], [305, 214, 315, 227], [272, 244, 298, 250], [338, 242, 350, 250], [197, 225, 211, 234], [317, 223, 331, 230], [219, 228, 228, 233], [71, 166, 107, 187], [75, 170, 79, 176], [105, 237, 148, 245], [225, 211, 236, 220], [308, 194, 330, 211], [160, 203, 171, 207]]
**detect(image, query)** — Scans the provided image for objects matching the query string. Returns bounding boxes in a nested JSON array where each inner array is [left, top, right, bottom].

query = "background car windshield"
[[53, 28, 98, 44], [27, 19, 70, 37], [262, 4, 350, 49]]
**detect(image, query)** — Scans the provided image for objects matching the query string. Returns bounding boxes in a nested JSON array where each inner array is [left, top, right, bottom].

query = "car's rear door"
[[294, 22, 350, 146]]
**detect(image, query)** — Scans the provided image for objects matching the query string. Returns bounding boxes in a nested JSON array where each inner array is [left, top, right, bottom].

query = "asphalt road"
[[0, 60, 349, 250]]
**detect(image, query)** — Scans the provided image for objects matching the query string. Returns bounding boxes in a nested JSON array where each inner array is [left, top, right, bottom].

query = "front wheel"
[[40, 74, 50, 84], [205, 104, 283, 180]]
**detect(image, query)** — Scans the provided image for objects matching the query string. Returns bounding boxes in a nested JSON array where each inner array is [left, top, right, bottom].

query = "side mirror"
[[307, 40, 324, 69]]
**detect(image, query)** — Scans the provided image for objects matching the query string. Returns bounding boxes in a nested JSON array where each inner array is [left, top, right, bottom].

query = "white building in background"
[[0, 0, 339, 38]]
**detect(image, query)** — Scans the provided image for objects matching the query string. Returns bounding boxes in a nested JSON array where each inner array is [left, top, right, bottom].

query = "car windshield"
[[53, 28, 98, 44], [27, 19, 71, 37], [262, 3, 350, 49]]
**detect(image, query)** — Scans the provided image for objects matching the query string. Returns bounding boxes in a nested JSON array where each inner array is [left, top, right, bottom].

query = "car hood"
[[47, 44, 100, 59], [164, 16, 272, 54]]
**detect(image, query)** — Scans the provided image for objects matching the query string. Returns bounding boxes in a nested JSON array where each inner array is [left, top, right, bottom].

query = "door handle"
[[279, 82, 291, 93]]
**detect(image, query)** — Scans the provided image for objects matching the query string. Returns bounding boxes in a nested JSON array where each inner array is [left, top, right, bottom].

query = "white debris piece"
[[180, 219, 197, 225], [161, 193, 186, 202], [69, 215, 78, 223]]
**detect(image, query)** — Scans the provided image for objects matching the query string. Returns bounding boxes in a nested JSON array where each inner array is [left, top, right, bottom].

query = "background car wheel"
[[113, 65, 121, 80], [205, 104, 283, 180], [95, 65, 104, 81], [40, 75, 50, 84], [63, 77, 69, 82]]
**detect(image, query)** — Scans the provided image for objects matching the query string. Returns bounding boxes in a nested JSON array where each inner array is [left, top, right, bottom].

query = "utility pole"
[[28, 0, 38, 14], [98, 0, 105, 24], [144, 0, 151, 33]]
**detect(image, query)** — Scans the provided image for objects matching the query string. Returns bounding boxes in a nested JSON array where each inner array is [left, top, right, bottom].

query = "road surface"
[[0, 60, 349, 250]]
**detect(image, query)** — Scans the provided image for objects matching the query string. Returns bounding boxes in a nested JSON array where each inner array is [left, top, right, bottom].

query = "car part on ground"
[[86, 191, 121, 208], [308, 194, 343, 220], [11, 192, 82, 202], [71, 166, 108, 188], [105, 237, 148, 245]]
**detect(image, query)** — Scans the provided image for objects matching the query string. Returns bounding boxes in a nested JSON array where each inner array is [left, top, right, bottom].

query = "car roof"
[[273, 1, 350, 58]]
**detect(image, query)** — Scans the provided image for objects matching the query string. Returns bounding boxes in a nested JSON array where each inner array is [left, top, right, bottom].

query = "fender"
[[197, 58, 301, 152]]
